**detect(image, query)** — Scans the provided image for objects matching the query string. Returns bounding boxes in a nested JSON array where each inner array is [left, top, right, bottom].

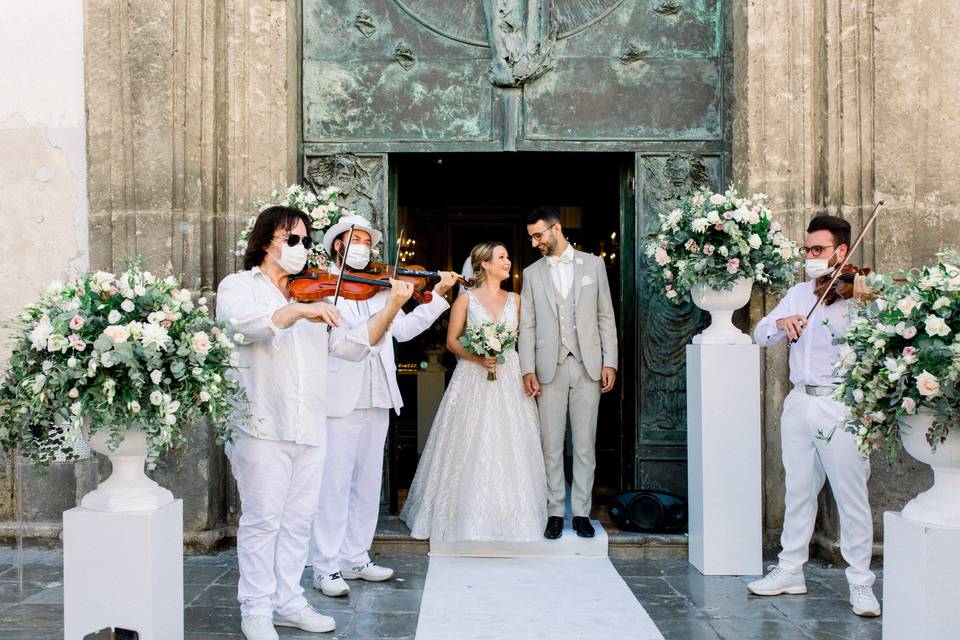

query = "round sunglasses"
[[274, 233, 314, 250]]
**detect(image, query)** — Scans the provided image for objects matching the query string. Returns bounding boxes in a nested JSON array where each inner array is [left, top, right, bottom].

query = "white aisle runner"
[[414, 520, 664, 640]]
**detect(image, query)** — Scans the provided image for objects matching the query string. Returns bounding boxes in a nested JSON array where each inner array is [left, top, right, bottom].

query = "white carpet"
[[428, 518, 608, 558], [415, 556, 664, 640]]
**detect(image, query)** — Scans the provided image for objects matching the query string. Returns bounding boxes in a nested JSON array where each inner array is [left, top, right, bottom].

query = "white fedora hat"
[[321, 214, 382, 256]]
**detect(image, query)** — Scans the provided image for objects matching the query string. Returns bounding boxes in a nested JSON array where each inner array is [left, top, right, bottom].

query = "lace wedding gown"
[[400, 291, 548, 542]]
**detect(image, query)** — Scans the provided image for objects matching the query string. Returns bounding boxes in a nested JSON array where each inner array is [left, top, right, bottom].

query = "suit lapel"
[[540, 258, 559, 317], [573, 251, 584, 305]]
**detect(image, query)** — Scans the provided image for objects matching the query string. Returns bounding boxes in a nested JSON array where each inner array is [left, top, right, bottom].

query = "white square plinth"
[[883, 512, 960, 640], [686, 344, 762, 576], [64, 500, 184, 640]]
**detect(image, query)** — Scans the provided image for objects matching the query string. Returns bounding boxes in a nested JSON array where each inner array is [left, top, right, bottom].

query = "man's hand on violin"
[[852, 274, 870, 302], [432, 271, 459, 296], [298, 301, 340, 326], [776, 314, 807, 341], [387, 279, 416, 308]]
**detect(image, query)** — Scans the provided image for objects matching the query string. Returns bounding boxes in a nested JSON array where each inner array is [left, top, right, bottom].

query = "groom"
[[520, 206, 618, 539]]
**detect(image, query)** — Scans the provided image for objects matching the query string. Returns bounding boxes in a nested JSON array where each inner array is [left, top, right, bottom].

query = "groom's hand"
[[601, 367, 617, 393], [523, 373, 541, 397]]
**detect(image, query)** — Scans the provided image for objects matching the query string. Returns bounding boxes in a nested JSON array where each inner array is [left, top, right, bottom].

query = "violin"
[[814, 264, 872, 305], [287, 262, 474, 304]]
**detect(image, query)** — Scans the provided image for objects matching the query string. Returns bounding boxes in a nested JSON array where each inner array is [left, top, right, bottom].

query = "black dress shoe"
[[572, 516, 595, 538], [544, 516, 564, 540]]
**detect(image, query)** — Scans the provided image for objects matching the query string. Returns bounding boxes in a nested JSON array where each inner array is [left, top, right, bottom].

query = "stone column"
[[734, 0, 960, 557]]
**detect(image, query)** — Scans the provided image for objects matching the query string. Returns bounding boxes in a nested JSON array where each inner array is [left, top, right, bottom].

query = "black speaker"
[[607, 490, 687, 533]]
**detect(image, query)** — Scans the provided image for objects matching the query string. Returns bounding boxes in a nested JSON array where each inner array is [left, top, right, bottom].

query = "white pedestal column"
[[64, 500, 184, 640], [686, 344, 762, 575], [883, 512, 960, 640]]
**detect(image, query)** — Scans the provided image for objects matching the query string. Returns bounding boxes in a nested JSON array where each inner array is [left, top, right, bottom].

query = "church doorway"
[[386, 152, 633, 517]]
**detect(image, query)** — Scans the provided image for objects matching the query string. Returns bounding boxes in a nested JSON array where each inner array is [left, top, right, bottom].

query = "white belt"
[[798, 384, 837, 397]]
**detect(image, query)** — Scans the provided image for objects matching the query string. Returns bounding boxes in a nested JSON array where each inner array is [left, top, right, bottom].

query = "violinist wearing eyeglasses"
[[216, 205, 414, 639], [749, 214, 880, 618], [307, 215, 459, 599]]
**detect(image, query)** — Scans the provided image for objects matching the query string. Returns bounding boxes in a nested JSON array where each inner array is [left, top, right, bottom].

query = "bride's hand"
[[479, 356, 497, 373]]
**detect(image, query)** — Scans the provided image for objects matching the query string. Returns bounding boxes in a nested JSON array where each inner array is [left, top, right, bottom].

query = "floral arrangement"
[[459, 321, 518, 381], [835, 251, 960, 460], [644, 186, 800, 301], [237, 184, 361, 268], [0, 262, 247, 467]]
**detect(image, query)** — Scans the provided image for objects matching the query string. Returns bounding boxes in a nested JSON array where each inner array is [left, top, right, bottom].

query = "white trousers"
[[310, 408, 390, 576], [778, 389, 875, 586], [226, 434, 326, 617], [538, 355, 601, 518]]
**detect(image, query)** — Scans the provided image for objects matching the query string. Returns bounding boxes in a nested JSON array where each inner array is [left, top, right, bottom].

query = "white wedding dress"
[[400, 291, 548, 542]]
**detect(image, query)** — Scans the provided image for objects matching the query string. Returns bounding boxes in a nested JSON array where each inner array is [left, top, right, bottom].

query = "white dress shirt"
[[754, 279, 855, 387], [548, 243, 575, 298], [216, 267, 373, 446], [351, 297, 393, 410]]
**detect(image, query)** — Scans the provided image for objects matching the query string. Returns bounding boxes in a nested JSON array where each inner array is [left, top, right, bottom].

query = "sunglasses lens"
[[303, 237, 313, 249]]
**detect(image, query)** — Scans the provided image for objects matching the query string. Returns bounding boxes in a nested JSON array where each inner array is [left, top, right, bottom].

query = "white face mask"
[[805, 246, 839, 279], [343, 244, 371, 270], [272, 242, 308, 275]]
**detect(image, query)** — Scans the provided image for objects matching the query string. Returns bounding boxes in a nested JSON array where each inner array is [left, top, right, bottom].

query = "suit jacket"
[[325, 290, 450, 417], [519, 250, 618, 384]]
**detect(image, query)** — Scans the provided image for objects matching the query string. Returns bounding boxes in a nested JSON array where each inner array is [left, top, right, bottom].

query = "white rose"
[[108, 309, 122, 324], [709, 193, 726, 206], [933, 296, 951, 311], [705, 210, 721, 225], [748, 234, 762, 250], [896, 296, 919, 316], [147, 311, 166, 324], [150, 369, 163, 384], [199, 390, 211, 402], [103, 324, 130, 344], [130, 400, 141, 413], [121, 299, 135, 313], [68, 387, 79, 399], [924, 315, 951, 337], [852, 388, 864, 403], [718, 246, 729, 257], [164, 414, 177, 426], [166, 400, 181, 414], [916, 370, 941, 397], [150, 390, 164, 406], [901, 397, 917, 414], [67, 356, 78, 368], [895, 322, 918, 339]]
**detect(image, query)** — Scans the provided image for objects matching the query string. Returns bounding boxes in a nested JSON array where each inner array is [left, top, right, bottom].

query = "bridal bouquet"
[[835, 251, 960, 460], [460, 321, 518, 381], [0, 261, 248, 467], [645, 186, 800, 301], [237, 184, 360, 268]]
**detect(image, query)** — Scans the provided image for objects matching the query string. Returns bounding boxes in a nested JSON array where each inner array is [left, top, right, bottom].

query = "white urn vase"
[[690, 278, 754, 345], [899, 411, 960, 528], [81, 424, 174, 512]]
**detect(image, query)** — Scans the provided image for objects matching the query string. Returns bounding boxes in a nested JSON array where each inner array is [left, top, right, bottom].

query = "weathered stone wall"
[[734, 0, 960, 556], [0, 1, 91, 529], [1, 0, 300, 547]]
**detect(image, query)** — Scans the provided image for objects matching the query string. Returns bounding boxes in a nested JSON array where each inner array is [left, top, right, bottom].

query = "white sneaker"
[[849, 583, 881, 617], [314, 570, 351, 597], [341, 561, 395, 582], [273, 604, 336, 633], [747, 565, 807, 596], [240, 615, 278, 640]]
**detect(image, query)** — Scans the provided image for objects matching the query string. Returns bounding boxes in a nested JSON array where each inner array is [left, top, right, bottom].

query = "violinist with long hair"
[[749, 214, 881, 618], [308, 215, 458, 598], [216, 206, 414, 640]]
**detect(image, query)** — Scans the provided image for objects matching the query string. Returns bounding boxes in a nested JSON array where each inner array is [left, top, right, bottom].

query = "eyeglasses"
[[528, 222, 557, 242], [274, 233, 314, 250], [799, 244, 834, 258]]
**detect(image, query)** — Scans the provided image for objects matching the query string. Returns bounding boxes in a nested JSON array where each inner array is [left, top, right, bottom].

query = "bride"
[[400, 241, 547, 541]]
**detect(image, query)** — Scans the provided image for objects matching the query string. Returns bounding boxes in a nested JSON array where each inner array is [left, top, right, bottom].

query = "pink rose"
[[726, 258, 740, 274], [703, 244, 715, 256], [714, 223, 725, 231], [901, 397, 917, 414], [70, 315, 85, 330]]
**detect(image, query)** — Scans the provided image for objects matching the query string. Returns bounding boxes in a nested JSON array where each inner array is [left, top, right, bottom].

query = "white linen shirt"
[[216, 267, 373, 446], [549, 243, 575, 299], [754, 279, 856, 387]]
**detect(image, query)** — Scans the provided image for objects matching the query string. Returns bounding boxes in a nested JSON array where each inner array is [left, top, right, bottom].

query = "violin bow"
[[332, 224, 356, 308], [392, 228, 405, 280], [802, 200, 885, 324]]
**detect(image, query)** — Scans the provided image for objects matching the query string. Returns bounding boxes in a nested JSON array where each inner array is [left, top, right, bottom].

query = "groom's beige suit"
[[519, 247, 618, 518]]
